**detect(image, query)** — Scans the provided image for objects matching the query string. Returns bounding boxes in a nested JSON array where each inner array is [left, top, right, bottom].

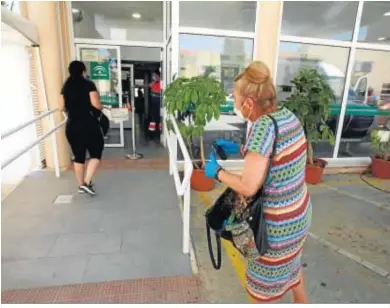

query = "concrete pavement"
[[191, 174, 390, 303]]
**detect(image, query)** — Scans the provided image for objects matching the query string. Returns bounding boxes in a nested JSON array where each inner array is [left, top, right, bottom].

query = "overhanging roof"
[[1, 7, 39, 46]]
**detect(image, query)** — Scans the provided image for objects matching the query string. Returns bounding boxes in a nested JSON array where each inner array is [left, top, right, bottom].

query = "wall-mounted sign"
[[90, 61, 110, 80], [81, 49, 98, 62], [111, 108, 129, 123]]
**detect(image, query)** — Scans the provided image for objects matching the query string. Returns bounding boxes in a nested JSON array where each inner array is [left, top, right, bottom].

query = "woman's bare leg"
[[74, 162, 85, 186], [84, 158, 100, 185], [292, 270, 308, 303]]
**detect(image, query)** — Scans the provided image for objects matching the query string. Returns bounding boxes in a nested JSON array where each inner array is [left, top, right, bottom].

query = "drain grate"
[[53, 195, 73, 204]]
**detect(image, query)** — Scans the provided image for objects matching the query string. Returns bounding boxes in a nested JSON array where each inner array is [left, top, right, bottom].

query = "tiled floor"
[[68, 158, 169, 170], [1, 275, 202, 303], [2, 169, 191, 291]]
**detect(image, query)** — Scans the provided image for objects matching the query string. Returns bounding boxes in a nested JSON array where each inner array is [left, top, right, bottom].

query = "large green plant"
[[371, 129, 390, 161], [282, 69, 336, 165], [164, 76, 226, 168]]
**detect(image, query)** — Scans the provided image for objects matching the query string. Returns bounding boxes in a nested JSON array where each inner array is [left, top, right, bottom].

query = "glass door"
[[75, 44, 124, 147]]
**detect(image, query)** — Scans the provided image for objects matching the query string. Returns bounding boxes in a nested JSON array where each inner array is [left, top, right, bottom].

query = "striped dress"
[[243, 107, 312, 302]]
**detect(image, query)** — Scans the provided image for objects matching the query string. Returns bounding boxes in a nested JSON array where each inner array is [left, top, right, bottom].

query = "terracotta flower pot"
[[371, 156, 390, 179], [191, 169, 215, 191], [305, 158, 328, 185]]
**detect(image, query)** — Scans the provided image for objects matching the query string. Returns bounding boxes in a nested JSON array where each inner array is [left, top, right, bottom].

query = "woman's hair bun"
[[244, 61, 271, 84]]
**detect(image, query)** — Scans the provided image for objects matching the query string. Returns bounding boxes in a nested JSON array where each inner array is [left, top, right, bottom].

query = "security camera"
[[72, 8, 83, 23]]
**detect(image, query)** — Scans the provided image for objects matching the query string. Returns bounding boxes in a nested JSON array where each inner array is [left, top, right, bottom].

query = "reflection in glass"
[[178, 34, 254, 160], [179, 1, 256, 32], [338, 49, 390, 157], [71, 1, 163, 42], [281, 1, 358, 40], [276, 42, 350, 157], [358, 1, 390, 44], [180, 34, 253, 95]]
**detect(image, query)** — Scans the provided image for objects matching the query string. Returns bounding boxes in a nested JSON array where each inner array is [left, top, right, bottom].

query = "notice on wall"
[[81, 49, 98, 62], [102, 108, 112, 121], [111, 108, 129, 123], [90, 61, 110, 80]]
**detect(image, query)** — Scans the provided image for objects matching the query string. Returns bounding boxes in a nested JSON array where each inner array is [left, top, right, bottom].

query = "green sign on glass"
[[90, 61, 110, 80]]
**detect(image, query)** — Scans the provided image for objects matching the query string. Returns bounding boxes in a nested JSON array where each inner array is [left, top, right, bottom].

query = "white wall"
[[120, 46, 161, 62], [0, 42, 36, 185]]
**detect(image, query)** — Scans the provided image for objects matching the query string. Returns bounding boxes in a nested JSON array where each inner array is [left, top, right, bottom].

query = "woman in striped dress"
[[205, 61, 311, 303]]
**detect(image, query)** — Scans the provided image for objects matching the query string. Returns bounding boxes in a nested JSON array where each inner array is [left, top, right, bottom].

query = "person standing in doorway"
[[59, 60, 105, 196], [135, 88, 145, 128], [148, 70, 161, 139]]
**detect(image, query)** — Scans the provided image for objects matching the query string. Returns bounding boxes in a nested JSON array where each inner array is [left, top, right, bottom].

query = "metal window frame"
[[74, 38, 164, 48], [179, 26, 255, 39], [277, 0, 390, 164], [175, 1, 259, 164], [331, 1, 364, 159], [75, 43, 125, 148]]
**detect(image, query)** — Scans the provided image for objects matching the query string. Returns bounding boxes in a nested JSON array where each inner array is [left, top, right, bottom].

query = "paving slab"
[[1, 169, 191, 291], [310, 188, 390, 272], [191, 174, 390, 303]]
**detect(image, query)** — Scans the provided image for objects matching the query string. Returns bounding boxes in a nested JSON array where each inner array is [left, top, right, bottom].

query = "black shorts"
[[66, 118, 104, 164]]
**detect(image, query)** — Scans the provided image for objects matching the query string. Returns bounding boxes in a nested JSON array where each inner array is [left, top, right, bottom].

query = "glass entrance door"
[[75, 44, 124, 147]]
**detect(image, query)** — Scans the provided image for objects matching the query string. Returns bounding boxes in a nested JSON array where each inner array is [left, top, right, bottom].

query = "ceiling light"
[[384, 11, 390, 16], [377, 37, 386, 41], [132, 12, 141, 19]]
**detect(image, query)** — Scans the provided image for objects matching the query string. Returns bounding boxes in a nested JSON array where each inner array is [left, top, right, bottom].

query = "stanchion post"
[[125, 64, 143, 160]]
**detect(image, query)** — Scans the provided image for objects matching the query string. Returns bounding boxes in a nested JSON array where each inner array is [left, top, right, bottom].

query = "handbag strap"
[[251, 115, 279, 201], [206, 221, 222, 270], [267, 114, 279, 163]]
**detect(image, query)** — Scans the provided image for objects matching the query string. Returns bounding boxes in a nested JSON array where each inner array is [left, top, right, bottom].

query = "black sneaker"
[[79, 183, 96, 196]]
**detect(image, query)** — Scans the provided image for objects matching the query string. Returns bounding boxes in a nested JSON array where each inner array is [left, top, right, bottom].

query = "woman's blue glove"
[[205, 152, 221, 179], [215, 139, 240, 155]]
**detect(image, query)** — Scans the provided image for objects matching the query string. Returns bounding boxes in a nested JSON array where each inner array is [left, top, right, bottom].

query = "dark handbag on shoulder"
[[205, 115, 278, 270], [97, 111, 110, 136], [91, 107, 110, 136]]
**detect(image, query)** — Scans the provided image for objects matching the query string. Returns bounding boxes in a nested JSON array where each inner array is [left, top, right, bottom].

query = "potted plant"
[[164, 76, 226, 191], [370, 129, 390, 179], [282, 69, 335, 184]]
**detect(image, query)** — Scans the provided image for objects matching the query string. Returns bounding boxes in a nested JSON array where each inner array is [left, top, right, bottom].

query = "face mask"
[[234, 107, 245, 121]]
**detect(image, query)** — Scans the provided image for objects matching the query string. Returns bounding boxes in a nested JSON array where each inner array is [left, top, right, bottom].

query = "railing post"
[[168, 134, 173, 175], [170, 133, 178, 176], [49, 113, 61, 178], [182, 180, 190, 254]]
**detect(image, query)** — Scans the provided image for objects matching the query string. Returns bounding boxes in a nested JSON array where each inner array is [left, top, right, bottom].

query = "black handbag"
[[205, 115, 278, 270], [91, 108, 110, 136], [97, 111, 110, 136]]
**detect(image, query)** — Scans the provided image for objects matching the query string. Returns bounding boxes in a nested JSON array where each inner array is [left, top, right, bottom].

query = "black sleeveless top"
[[61, 77, 98, 120]]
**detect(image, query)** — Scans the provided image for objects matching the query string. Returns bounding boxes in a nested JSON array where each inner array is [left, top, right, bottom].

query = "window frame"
[[277, 1, 390, 161]]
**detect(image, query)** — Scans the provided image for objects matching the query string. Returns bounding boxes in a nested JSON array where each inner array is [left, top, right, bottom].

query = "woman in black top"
[[59, 61, 104, 195]]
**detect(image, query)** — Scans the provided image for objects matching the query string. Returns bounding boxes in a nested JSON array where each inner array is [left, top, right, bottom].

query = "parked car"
[[377, 98, 390, 130], [327, 86, 376, 139], [277, 59, 380, 139]]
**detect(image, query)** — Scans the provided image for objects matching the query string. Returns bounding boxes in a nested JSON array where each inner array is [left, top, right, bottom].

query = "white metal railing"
[[166, 114, 193, 254], [1, 108, 66, 177]]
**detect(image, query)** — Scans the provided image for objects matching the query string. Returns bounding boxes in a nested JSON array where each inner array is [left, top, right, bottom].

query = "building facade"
[[2, 1, 390, 180]]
